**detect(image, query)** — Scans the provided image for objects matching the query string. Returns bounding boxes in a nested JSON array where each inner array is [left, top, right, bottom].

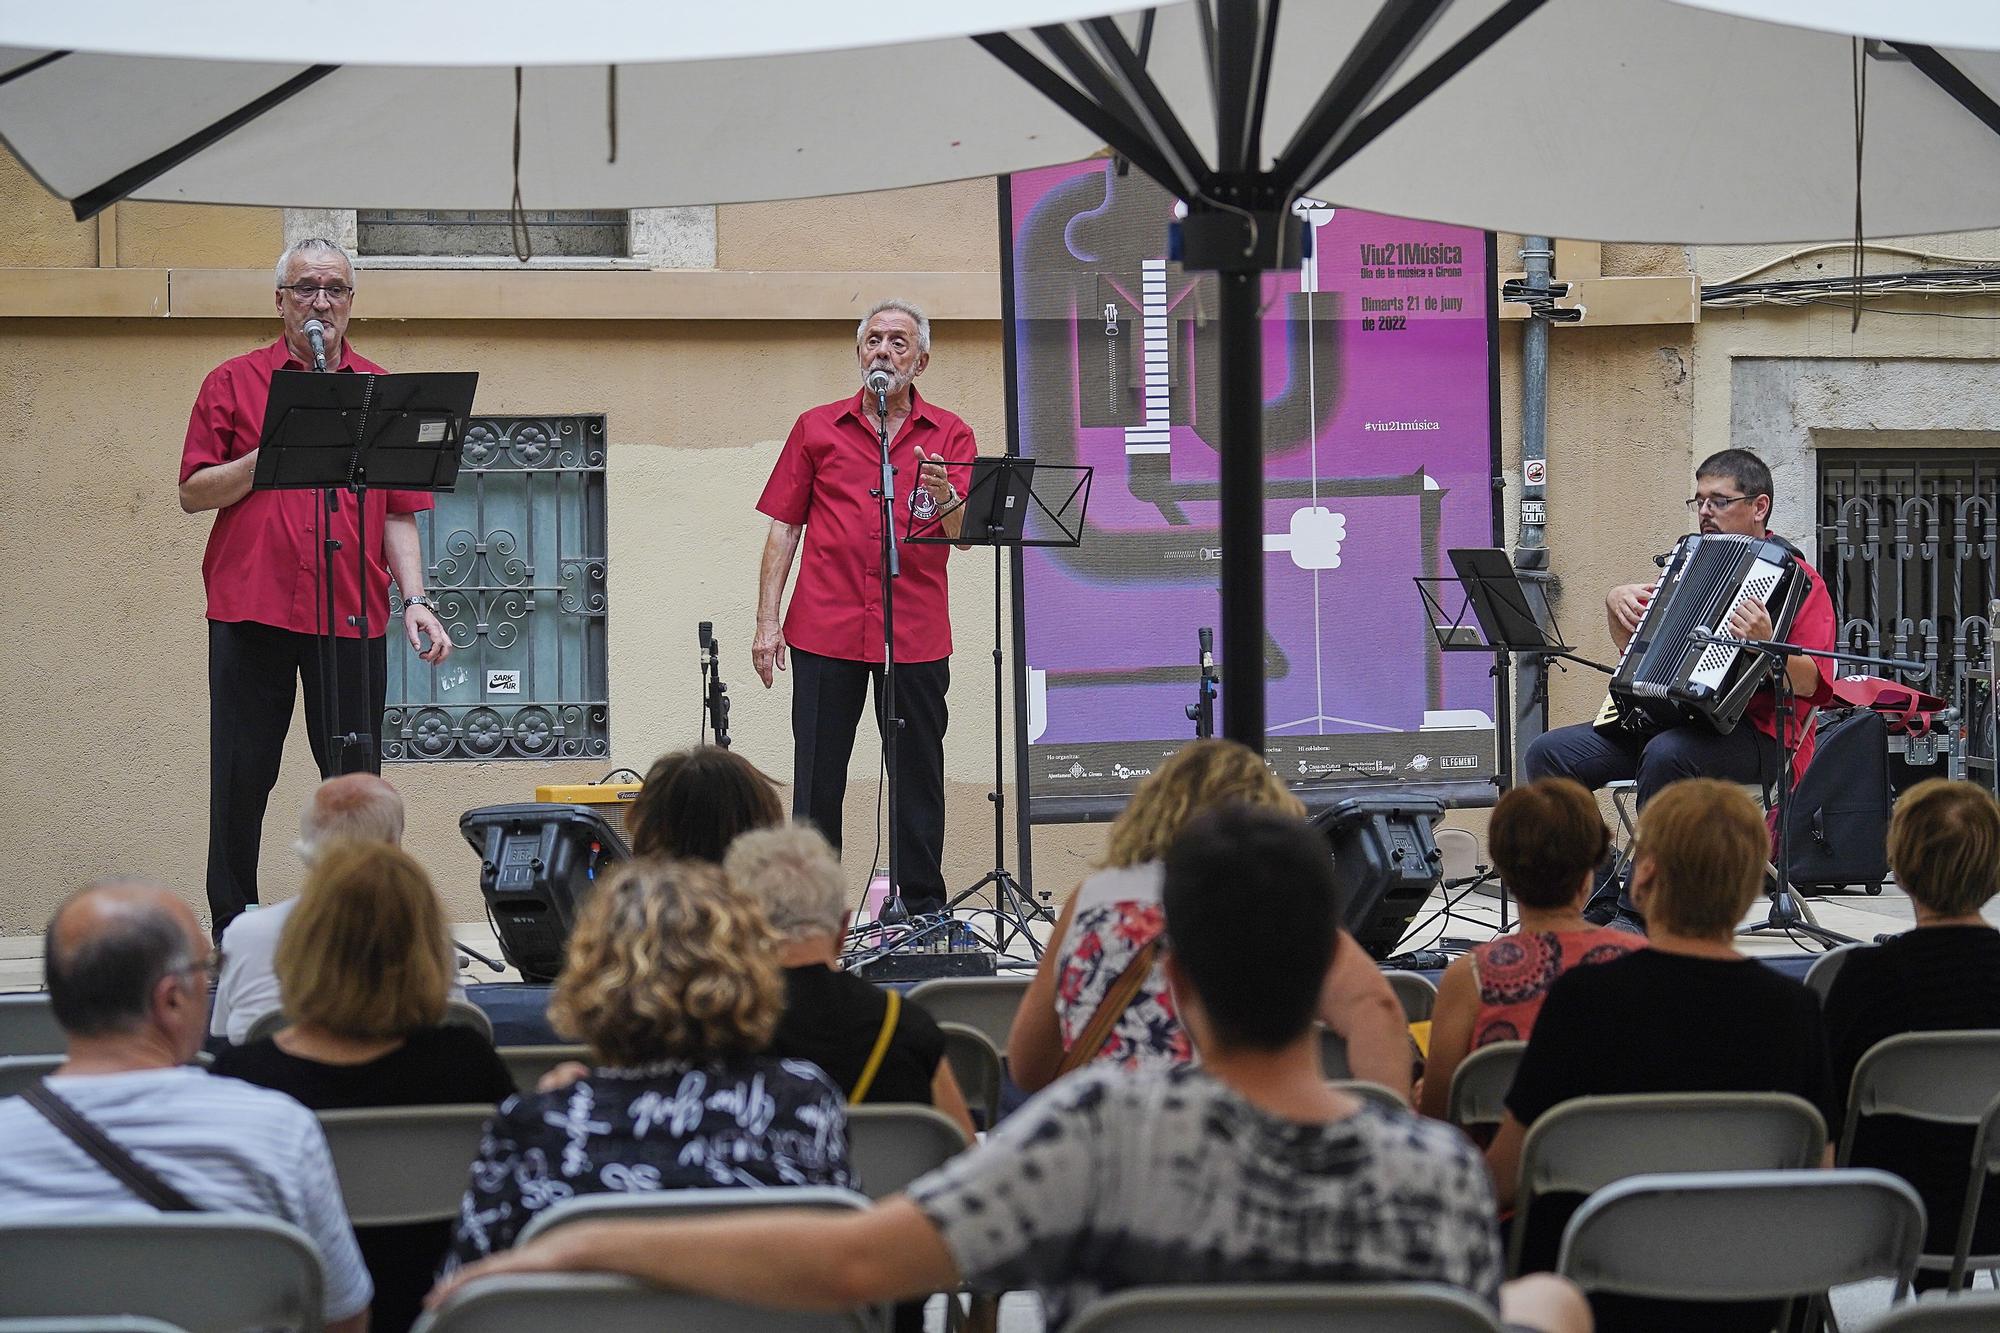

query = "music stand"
[[899, 455, 1091, 961], [254, 368, 477, 774]]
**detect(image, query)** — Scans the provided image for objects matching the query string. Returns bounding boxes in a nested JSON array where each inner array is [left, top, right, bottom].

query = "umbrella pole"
[[1215, 265, 1266, 749]]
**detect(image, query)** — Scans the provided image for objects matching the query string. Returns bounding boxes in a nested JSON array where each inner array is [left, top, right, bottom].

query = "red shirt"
[[179, 339, 433, 639], [757, 387, 976, 664], [1747, 548, 1837, 776]]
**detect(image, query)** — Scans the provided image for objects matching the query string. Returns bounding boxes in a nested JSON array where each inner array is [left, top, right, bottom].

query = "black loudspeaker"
[[1785, 708, 1891, 893], [460, 803, 630, 982], [1313, 796, 1445, 959]]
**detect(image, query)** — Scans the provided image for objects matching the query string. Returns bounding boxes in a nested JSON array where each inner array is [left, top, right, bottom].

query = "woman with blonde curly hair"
[[1006, 738, 1409, 1095], [444, 857, 853, 1269]]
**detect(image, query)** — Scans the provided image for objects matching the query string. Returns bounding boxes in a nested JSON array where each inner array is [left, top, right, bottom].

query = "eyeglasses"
[[1685, 494, 1754, 514], [278, 283, 353, 303], [181, 951, 224, 984]]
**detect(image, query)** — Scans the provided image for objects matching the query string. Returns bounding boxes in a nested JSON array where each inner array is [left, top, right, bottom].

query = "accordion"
[[1595, 532, 1807, 737]]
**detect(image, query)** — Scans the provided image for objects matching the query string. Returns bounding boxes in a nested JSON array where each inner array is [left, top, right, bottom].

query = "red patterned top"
[[1468, 928, 1645, 1048], [1054, 863, 1192, 1071]]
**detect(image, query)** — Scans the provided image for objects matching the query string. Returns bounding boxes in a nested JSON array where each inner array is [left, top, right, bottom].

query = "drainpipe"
[[1513, 237, 1554, 777]]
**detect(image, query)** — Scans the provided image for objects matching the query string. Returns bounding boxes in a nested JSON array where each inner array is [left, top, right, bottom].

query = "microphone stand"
[[1185, 626, 1218, 738], [871, 378, 908, 926], [304, 328, 350, 779]]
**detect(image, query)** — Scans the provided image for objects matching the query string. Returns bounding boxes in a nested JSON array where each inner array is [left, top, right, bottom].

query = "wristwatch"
[[405, 594, 436, 611]]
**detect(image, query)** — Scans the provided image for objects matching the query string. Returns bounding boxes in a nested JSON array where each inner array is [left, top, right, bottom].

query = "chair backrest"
[[935, 1022, 1002, 1129], [0, 1320, 191, 1333], [1330, 1080, 1410, 1112], [0, 1054, 64, 1099], [1944, 1091, 2000, 1287], [1803, 943, 1861, 1004], [1383, 971, 1439, 1023], [1446, 1041, 1525, 1132], [317, 1104, 494, 1227], [843, 1104, 972, 1199], [1511, 1092, 1828, 1274], [0, 995, 64, 1057], [0, 1215, 326, 1333], [1062, 1283, 1504, 1333], [414, 1273, 872, 1333], [516, 1185, 870, 1245], [1839, 1030, 2000, 1149], [1863, 1291, 2000, 1331], [904, 977, 1031, 1052], [493, 1044, 589, 1093], [246, 996, 495, 1047], [1555, 1169, 1923, 1310], [1318, 1026, 1350, 1080]]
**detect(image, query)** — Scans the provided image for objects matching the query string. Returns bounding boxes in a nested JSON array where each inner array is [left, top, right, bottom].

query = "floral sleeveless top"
[[1054, 862, 1193, 1071], [1469, 927, 1644, 1048]]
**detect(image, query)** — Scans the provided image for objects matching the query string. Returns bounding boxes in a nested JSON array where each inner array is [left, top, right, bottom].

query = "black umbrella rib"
[[1891, 43, 2000, 142], [1271, 0, 1453, 191], [1316, 0, 1548, 182], [1032, 23, 1203, 196], [70, 63, 339, 221], [974, 32, 1182, 190], [1082, 17, 1210, 192], [0, 50, 71, 89]]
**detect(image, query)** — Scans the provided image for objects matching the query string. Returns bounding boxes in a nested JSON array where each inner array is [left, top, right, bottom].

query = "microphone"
[[865, 368, 892, 399], [303, 318, 329, 372], [1198, 625, 1214, 673], [698, 620, 714, 667]]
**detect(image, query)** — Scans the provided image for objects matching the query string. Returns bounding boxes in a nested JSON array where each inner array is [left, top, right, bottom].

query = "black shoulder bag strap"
[[21, 1079, 202, 1212]]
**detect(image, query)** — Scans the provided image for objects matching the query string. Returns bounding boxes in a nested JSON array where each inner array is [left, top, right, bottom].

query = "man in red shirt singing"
[[177, 238, 451, 936], [1525, 448, 1837, 929], [752, 300, 976, 916]]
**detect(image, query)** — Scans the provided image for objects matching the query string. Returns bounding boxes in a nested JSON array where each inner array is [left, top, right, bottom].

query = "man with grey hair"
[[178, 237, 450, 939], [0, 880, 372, 1333], [209, 772, 405, 1043], [726, 824, 974, 1137], [751, 299, 977, 916]]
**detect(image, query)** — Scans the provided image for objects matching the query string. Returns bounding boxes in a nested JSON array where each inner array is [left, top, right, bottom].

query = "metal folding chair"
[[493, 1044, 589, 1092], [905, 977, 1031, 1054], [1063, 1282, 1504, 1333], [1445, 1040, 1526, 1135], [414, 1273, 873, 1333], [935, 1022, 1002, 1129], [517, 1185, 870, 1245], [0, 995, 63, 1057], [843, 1104, 972, 1200], [317, 1104, 495, 1227]]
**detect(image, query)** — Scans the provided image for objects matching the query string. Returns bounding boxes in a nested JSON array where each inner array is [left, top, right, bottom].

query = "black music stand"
[[900, 455, 1091, 961], [254, 368, 476, 774]]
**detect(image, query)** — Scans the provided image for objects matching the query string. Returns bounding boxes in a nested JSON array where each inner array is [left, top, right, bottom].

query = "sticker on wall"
[[486, 669, 522, 694], [1524, 459, 1546, 486]]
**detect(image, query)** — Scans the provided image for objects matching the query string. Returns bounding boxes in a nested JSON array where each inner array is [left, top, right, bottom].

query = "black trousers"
[[1524, 718, 1781, 807], [790, 647, 949, 914], [206, 620, 387, 935]]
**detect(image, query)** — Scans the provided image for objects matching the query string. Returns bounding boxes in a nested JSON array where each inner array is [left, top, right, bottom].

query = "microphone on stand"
[[1198, 625, 1214, 674], [303, 318, 329, 373], [866, 367, 892, 416]]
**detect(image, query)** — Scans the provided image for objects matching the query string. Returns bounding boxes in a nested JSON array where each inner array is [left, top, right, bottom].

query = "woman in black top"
[[211, 841, 516, 1333], [1485, 779, 1838, 1333], [1824, 779, 2000, 1273], [725, 823, 976, 1136], [443, 857, 853, 1272]]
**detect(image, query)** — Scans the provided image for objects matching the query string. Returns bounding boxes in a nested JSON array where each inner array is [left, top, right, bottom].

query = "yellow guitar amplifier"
[[535, 780, 641, 835]]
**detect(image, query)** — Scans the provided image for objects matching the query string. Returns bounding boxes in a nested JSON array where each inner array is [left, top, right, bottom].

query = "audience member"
[[1488, 778, 1836, 1331], [430, 807, 1588, 1333], [0, 880, 370, 1333], [1824, 778, 2000, 1277], [725, 823, 976, 1137], [211, 772, 405, 1044], [212, 841, 515, 1333], [1007, 738, 1408, 1095], [626, 745, 785, 863], [1420, 778, 1643, 1123], [443, 857, 852, 1271]]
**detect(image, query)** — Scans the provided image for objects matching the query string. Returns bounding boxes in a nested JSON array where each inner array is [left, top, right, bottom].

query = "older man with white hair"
[[751, 299, 977, 916], [210, 771, 405, 1044], [178, 237, 451, 938]]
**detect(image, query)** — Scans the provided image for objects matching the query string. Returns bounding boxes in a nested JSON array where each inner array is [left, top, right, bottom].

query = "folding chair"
[[317, 1105, 494, 1227], [1865, 1291, 2000, 1330], [1555, 1168, 1924, 1329], [1063, 1282, 1504, 1333], [1838, 1032, 2000, 1290], [0, 995, 62, 1057], [1330, 1080, 1410, 1112], [247, 995, 494, 1045], [493, 1044, 589, 1092], [844, 1104, 972, 1199], [905, 977, 1031, 1053], [1384, 971, 1439, 1023], [0, 1215, 326, 1332], [517, 1185, 870, 1244], [0, 1319, 191, 1333], [1318, 1027, 1351, 1080], [936, 1022, 1002, 1129], [1805, 943, 1864, 1004], [1446, 1041, 1526, 1135], [413, 1272, 873, 1333], [1509, 1091, 1828, 1275], [0, 1055, 62, 1099]]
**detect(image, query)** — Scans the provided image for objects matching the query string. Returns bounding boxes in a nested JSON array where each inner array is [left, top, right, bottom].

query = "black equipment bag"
[[1785, 708, 1891, 892]]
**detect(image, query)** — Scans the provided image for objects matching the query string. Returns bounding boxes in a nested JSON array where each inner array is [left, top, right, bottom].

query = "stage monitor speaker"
[[1312, 795, 1445, 960], [461, 802, 630, 982]]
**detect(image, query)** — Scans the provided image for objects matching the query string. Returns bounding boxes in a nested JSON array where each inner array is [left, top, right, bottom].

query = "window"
[[385, 414, 610, 762], [356, 209, 629, 259]]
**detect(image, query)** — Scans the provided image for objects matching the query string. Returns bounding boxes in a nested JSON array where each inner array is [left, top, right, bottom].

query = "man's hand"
[[914, 446, 955, 513], [405, 603, 452, 664], [1606, 582, 1653, 636], [1727, 598, 1774, 642], [752, 619, 788, 688]]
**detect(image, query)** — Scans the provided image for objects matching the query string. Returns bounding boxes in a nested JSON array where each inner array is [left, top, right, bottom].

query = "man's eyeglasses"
[[181, 952, 224, 984], [1685, 494, 1754, 514], [278, 283, 353, 303]]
